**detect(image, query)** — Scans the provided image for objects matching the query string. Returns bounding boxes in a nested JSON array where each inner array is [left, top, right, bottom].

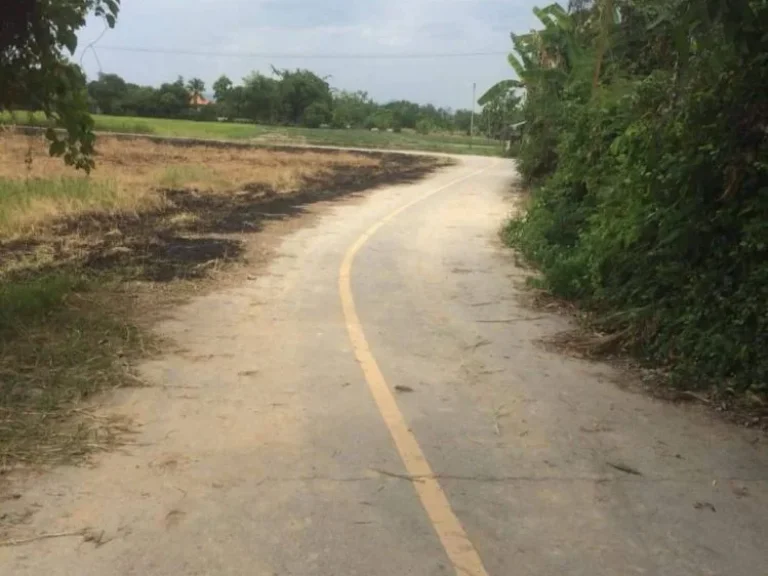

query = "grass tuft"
[[157, 165, 216, 189], [0, 273, 145, 467], [0, 273, 84, 332], [0, 177, 121, 233]]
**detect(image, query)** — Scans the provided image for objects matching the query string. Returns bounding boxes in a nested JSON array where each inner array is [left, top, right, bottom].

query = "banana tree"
[[478, 3, 577, 106], [478, 79, 522, 106]]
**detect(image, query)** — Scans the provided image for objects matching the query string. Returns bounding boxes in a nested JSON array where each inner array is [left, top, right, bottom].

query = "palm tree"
[[187, 78, 206, 106]]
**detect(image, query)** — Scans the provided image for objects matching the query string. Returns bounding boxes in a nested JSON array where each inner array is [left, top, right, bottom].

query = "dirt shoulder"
[[0, 133, 448, 474]]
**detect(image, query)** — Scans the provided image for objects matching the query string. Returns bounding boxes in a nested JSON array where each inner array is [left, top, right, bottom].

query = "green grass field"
[[1, 111, 504, 157]]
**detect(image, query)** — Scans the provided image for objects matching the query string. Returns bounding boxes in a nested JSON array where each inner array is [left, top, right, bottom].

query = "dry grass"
[[0, 131, 443, 470], [0, 132, 379, 236]]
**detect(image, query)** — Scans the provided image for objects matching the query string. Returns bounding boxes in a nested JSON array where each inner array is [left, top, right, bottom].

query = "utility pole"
[[470, 82, 476, 148]]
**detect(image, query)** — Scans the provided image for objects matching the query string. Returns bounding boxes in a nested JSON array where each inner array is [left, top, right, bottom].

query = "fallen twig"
[[479, 369, 505, 376], [370, 467, 425, 482], [607, 462, 642, 476], [123, 373, 151, 387], [465, 338, 492, 351], [678, 391, 711, 405], [477, 317, 544, 324], [492, 404, 508, 437], [694, 501, 716, 512], [0, 530, 86, 548], [69, 408, 114, 421]]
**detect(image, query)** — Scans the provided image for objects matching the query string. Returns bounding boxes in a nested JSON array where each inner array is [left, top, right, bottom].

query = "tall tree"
[[156, 76, 190, 117], [212, 75, 233, 101], [478, 90, 521, 139], [87, 73, 128, 115], [331, 90, 375, 128], [1, 0, 121, 171], [242, 73, 280, 123], [453, 109, 474, 134], [383, 100, 421, 129], [187, 78, 206, 102], [272, 68, 332, 125]]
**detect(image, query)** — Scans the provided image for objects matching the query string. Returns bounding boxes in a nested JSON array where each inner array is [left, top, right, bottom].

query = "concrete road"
[[2, 156, 767, 576]]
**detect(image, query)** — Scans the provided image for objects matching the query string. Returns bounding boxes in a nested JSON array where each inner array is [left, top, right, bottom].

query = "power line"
[[96, 45, 509, 60]]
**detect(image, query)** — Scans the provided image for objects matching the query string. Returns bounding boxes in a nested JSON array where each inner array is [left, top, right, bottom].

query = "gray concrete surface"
[[1, 156, 766, 575]]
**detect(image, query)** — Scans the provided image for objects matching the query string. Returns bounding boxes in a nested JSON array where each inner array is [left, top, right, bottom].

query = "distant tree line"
[[2, 0, 520, 170], [86, 68, 520, 136]]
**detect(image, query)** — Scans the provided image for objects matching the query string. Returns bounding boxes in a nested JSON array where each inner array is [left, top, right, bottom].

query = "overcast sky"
[[75, 0, 541, 109]]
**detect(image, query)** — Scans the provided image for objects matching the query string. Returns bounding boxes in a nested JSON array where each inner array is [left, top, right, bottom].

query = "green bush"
[[505, 1, 768, 393], [302, 101, 331, 128], [415, 119, 432, 135]]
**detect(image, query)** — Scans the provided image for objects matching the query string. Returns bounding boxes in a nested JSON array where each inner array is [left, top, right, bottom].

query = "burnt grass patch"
[[0, 150, 446, 470], [2, 153, 443, 283]]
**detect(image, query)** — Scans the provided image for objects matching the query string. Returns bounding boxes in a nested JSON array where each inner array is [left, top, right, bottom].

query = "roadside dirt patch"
[[519, 282, 768, 431], [0, 133, 448, 471]]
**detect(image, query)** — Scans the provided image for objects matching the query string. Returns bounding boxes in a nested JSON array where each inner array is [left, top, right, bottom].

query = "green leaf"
[[104, 0, 120, 16], [478, 80, 522, 105], [62, 30, 78, 54], [49, 139, 66, 157], [507, 52, 528, 80]]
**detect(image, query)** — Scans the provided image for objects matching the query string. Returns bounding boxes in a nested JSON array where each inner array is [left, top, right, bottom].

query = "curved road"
[[3, 156, 767, 576]]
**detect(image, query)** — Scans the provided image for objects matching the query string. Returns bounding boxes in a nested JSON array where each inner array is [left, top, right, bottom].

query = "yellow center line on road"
[[339, 160, 499, 576]]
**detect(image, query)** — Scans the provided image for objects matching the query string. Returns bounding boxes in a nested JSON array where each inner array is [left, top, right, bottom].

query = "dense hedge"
[[506, 1, 768, 392]]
